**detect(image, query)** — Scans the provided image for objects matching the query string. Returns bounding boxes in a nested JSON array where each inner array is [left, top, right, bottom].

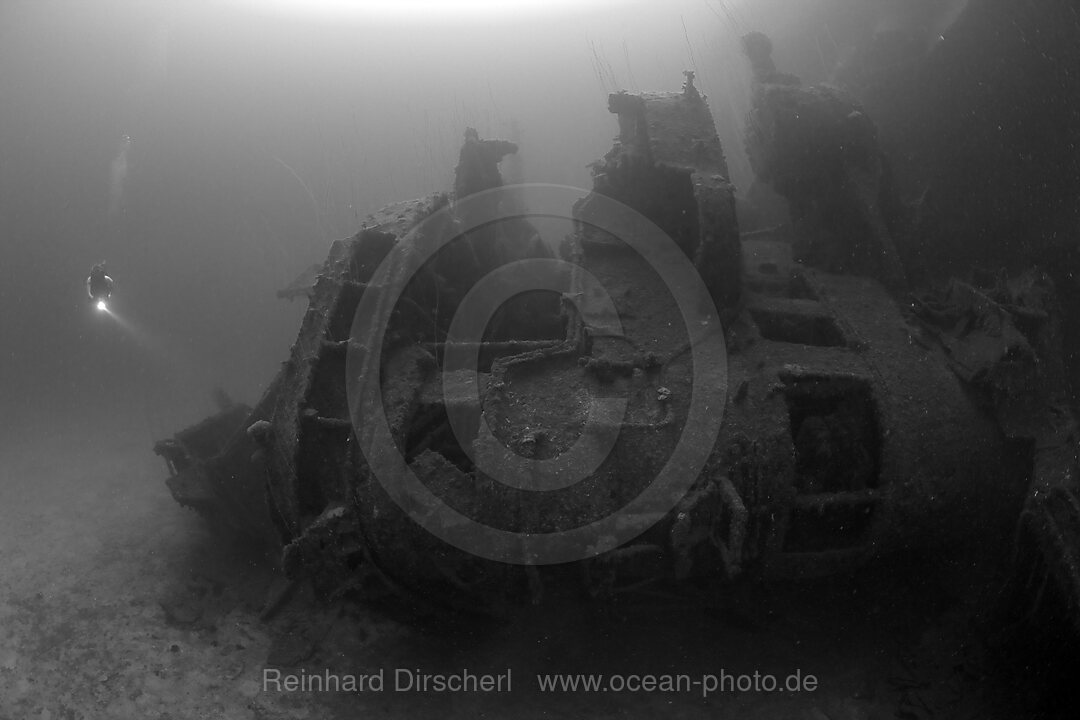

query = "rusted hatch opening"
[[783, 501, 876, 553], [784, 377, 881, 493], [743, 267, 819, 300], [749, 307, 846, 347]]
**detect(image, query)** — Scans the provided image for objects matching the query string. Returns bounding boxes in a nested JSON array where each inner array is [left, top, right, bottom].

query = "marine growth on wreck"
[[7, 1, 1080, 718], [156, 50, 1077, 639]]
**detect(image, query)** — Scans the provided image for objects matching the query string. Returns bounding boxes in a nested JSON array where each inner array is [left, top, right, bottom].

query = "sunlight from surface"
[[236, 0, 631, 23]]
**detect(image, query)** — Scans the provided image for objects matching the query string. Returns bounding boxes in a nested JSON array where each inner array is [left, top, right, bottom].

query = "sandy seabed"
[[0, 415, 1017, 720], [0, 419, 279, 718]]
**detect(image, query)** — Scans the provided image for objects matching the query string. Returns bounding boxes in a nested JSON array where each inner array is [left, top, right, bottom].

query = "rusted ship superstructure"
[[155, 67, 1074, 622]]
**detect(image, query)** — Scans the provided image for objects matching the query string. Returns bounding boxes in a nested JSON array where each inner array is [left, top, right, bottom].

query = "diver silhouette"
[[87, 262, 114, 308]]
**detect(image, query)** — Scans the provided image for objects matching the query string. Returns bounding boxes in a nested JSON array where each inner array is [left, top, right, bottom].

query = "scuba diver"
[[86, 262, 114, 310]]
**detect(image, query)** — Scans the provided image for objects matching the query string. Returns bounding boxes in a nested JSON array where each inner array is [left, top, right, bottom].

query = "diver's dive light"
[[87, 263, 114, 313]]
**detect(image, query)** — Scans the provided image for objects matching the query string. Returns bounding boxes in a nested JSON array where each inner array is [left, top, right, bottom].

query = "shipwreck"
[[154, 51, 1079, 632]]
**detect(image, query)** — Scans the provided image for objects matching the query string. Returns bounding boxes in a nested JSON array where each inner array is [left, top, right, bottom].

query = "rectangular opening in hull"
[[783, 501, 875, 553], [784, 377, 881, 493], [750, 307, 846, 347]]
